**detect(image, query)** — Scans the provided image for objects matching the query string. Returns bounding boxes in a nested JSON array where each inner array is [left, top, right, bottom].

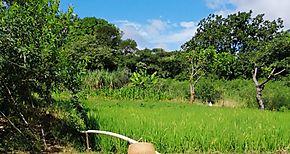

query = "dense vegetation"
[[0, 0, 289, 153]]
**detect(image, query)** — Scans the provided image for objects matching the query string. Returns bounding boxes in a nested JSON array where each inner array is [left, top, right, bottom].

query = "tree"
[[181, 47, 217, 103], [182, 11, 284, 79], [251, 33, 290, 109], [119, 39, 138, 54], [214, 52, 236, 79], [182, 11, 289, 109], [67, 17, 123, 71], [156, 51, 185, 79], [120, 48, 185, 79], [0, 0, 84, 150], [121, 48, 159, 75]]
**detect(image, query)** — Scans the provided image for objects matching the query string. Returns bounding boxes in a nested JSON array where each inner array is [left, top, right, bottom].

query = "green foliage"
[[196, 78, 221, 103], [120, 48, 185, 78], [183, 11, 283, 54], [1, 1, 289, 151], [0, 0, 80, 107], [213, 79, 256, 107], [187, 47, 217, 77], [119, 39, 138, 54], [253, 33, 290, 77], [0, 98, 88, 152], [96, 86, 169, 101], [176, 47, 218, 82], [0, 0, 87, 152], [83, 97, 290, 153], [84, 71, 188, 101], [66, 17, 123, 71], [130, 69, 158, 88], [72, 17, 122, 48], [83, 70, 289, 108], [83, 69, 130, 91], [92, 79, 188, 101], [182, 11, 286, 79], [179, 47, 218, 102], [262, 81, 290, 111], [214, 52, 236, 79], [2, 0, 28, 6], [181, 10, 289, 109]]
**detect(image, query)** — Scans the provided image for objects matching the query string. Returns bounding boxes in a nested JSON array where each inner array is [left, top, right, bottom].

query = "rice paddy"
[[83, 97, 290, 153]]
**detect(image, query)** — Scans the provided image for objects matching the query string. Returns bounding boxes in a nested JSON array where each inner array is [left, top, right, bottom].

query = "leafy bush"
[[0, 0, 87, 152], [213, 79, 256, 107], [196, 78, 222, 104], [130, 69, 158, 88], [83, 69, 130, 91], [264, 91, 290, 111], [92, 77, 189, 101]]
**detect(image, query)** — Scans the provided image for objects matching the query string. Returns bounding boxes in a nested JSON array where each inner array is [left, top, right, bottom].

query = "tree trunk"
[[188, 59, 202, 103], [190, 83, 195, 103], [189, 59, 195, 103], [253, 66, 265, 110], [255, 85, 265, 110], [252, 66, 285, 110]]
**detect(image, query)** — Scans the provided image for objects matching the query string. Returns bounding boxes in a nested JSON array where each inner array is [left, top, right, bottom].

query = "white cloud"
[[148, 19, 169, 31], [206, 0, 229, 9], [206, 0, 290, 28], [114, 19, 197, 51], [180, 21, 196, 28], [156, 26, 196, 44], [115, 20, 149, 49]]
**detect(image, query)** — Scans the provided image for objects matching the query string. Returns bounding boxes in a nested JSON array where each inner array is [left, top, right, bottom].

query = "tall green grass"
[[83, 97, 290, 153], [213, 79, 290, 109], [82, 70, 290, 110], [83, 69, 130, 91], [94, 79, 189, 101]]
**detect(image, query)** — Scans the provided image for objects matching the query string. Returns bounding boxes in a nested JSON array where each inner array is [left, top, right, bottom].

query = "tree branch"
[[260, 68, 286, 86], [4, 85, 28, 125], [260, 71, 273, 86], [190, 59, 194, 80], [252, 65, 259, 86], [0, 111, 34, 151], [193, 75, 202, 86], [267, 68, 276, 78], [0, 111, 24, 136], [259, 68, 275, 86], [40, 124, 47, 150], [20, 113, 28, 126], [274, 69, 286, 76]]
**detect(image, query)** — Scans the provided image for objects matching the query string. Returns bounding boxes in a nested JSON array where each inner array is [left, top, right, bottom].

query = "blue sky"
[[60, 0, 290, 51]]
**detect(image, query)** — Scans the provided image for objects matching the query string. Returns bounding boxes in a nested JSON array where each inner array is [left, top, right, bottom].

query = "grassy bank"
[[83, 97, 290, 153]]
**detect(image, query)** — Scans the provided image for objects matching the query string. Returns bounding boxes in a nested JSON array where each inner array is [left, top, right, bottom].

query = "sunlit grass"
[[83, 97, 290, 153]]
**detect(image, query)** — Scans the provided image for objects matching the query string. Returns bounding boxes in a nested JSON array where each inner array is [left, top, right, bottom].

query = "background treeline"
[[0, 0, 289, 153], [74, 11, 289, 109]]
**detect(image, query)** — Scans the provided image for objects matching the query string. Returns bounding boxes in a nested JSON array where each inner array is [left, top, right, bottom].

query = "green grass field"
[[83, 97, 290, 153]]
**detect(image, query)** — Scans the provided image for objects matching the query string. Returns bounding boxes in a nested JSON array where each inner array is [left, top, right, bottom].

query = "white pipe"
[[81, 130, 138, 144], [81, 130, 161, 154]]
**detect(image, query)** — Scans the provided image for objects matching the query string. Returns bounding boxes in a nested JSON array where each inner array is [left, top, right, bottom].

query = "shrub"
[[196, 78, 221, 104], [0, 0, 86, 152], [83, 69, 130, 91], [130, 69, 158, 88]]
